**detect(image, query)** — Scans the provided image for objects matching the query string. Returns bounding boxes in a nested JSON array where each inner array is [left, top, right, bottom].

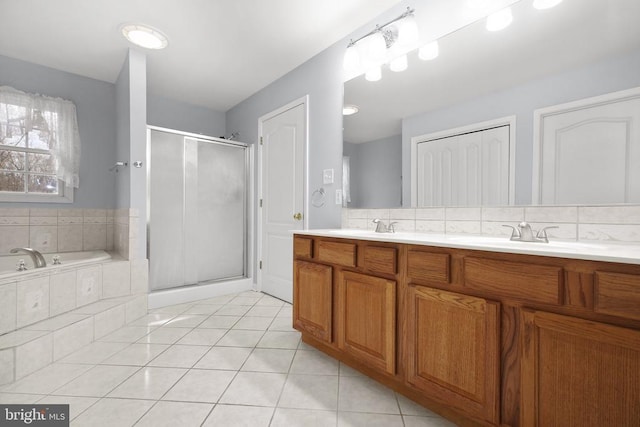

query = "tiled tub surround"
[[0, 255, 149, 385], [0, 208, 140, 260], [342, 204, 640, 243]]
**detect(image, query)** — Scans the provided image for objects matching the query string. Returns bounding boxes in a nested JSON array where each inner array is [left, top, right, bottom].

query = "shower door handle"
[[293, 212, 303, 221]]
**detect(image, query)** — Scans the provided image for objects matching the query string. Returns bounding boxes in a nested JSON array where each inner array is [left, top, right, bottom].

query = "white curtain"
[[0, 86, 81, 187]]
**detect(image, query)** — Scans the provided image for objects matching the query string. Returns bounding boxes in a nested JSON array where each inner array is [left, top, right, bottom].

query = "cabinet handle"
[[293, 212, 303, 221]]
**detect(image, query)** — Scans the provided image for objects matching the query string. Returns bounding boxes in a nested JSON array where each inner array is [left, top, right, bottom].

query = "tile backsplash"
[[0, 208, 139, 259], [342, 205, 640, 243]]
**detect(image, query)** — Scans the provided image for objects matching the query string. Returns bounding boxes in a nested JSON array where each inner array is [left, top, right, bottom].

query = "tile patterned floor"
[[0, 291, 457, 426]]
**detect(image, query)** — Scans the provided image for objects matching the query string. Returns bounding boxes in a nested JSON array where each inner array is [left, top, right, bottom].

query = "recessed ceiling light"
[[343, 105, 359, 116], [121, 24, 168, 49]]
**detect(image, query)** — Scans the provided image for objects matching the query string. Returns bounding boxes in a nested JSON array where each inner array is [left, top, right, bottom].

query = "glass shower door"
[[148, 129, 247, 291]]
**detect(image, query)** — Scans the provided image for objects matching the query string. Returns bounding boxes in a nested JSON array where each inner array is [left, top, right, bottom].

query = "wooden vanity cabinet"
[[293, 234, 640, 427], [406, 285, 500, 424]]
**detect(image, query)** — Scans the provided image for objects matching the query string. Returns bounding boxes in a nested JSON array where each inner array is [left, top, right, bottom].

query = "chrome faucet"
[[503, 222, 559, 243], [372, 219, 397, 233], [10, 247, 47, 268]]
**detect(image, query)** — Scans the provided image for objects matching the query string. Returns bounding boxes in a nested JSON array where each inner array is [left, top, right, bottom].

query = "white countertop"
[[295, 229, 640, 265]]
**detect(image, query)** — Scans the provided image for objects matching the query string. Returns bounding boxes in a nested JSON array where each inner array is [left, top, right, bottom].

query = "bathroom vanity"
[[292, 230, 640, 426]]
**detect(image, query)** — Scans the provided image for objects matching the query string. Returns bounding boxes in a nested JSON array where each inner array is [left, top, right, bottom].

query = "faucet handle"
[[16, 259, 27, 271], [536, 226, 559, 242], [502, 224, 520, 240], [388, 222, 398, 233]]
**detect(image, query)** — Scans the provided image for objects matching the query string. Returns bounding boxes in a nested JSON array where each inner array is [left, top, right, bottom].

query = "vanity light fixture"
[[532, 0, 563, 10], [486, 7, 513, 32], [390, 54, 408, 72], [343, 7, 417, 80], [343, 104, 359, 116], [121, 24, 168, 49]]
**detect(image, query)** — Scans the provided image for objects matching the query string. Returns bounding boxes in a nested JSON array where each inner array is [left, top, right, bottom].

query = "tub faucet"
[[10, 247, 47, 268]]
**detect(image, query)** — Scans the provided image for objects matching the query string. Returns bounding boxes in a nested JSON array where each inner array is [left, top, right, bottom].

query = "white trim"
[[256, 95, 309, 294], [148, 277, 253, 309], [410, 115, 516, 207], [532, 86, 640, 204]]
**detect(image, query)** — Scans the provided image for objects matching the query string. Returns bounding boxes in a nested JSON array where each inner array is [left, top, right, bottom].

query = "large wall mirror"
[[343, 0, 640, 208]]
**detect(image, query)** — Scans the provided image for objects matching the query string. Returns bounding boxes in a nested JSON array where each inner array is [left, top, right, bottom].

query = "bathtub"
[[0, 250, 112, 281]]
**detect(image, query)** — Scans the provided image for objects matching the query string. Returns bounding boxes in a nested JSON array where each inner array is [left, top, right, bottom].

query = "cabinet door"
[[521, 310, 640, 427], [406, 285, 500, 424], [293, 261, 332, 343], [337, 271, 396, 375]]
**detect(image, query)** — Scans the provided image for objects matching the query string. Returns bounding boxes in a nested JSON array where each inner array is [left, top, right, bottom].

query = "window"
[[0, 86, 81, 203]]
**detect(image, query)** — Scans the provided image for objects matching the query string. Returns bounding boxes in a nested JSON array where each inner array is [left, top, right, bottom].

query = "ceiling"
[[0, 0, 401, 112], [344, 0, 640, 143]]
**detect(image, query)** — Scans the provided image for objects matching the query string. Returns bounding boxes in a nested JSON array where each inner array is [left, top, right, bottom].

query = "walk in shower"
[[147, 127, 250, 304]]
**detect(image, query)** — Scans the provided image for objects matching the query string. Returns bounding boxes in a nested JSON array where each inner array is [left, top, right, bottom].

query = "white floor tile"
[[53, 364, 140, 397], [198, 315, 240, 329], [108, 366, 186, 400], [257, 331, 301, 349], [128, 313, 175, 328], [219, 371, 286, 406], [148, 303, 194, 315], [202, 404, 273, 427], [58, 341, 129, 365], [271, 408, 337, 427], [268, 317, 297, 332], [147, 345, 209, 368], [228, 296, 262, 306], [254, 296, 285, 307], [101, 343, 169, 366], [245, 305, 281, 317], [98, 326, 153, 343], [397, 394, 442, 417], [337, 412, 404, 427], [241, 348, 295, 373], [338, 376, 400, 414], [162, 314, 207, 328], [290, 350, 339, 375], [135, 401, 213, 427], [70, 397, 154, 426], [0, 393, 44, 404], [137, 327, 191, 344], [177, 328, 226, 346], [215, 305, 252, 316], [232, 316, 272, 331], [216, 330, 264, 347], [279, 374, 339, 410], [184, 304, 223, 315], [162, 369, 236, 403], [194, 347, 253, 370], [1, 363, 92, 395], [36, 395, 98, 421]]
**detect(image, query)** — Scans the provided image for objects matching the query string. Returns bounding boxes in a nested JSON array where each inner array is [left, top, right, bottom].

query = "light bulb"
[[533, 0, 562, 10], [418, 41, 439, 60], [486, 7, 513, 32], [121, 24, 168, 49], [390, 55, 408, 72], [343, 105, 359, 116], [365, 66, 382, 82]]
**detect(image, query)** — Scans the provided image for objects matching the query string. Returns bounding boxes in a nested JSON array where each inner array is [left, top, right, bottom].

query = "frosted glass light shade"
[[396, 15, 419, 48], [121, 24, 168, 49], [533, 0, 562, 10], [486, 8, 513, 32], [419, 41, 439, 60], [366, 32, 387, 62], [390, 55, 408, 72], [343, 45, 360, 72], [365, 66, 382, 82]]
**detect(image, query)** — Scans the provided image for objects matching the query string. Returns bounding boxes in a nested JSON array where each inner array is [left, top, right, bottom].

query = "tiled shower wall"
[[342, 205, 640, 243], [0, 208, 140, 259]]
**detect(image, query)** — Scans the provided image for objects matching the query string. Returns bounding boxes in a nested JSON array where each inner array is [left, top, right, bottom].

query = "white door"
[[535, 90, 640, 204], [416, 125, 510, 207], [259, 101, 306, 303]]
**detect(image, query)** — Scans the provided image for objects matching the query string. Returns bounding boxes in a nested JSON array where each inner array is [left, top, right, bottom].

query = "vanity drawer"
[[463, 257, 562, 304], [362, 245, 397, 275], [407, 250, 450, 284], [294, 237, 313, 259], [594, 272, 640, 320], [317, 240, 357, 268]]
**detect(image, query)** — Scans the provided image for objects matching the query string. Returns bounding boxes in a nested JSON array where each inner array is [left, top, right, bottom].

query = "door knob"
[[293, 212, 303, 221]]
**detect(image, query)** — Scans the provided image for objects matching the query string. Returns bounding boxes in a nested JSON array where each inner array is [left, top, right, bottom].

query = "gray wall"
[[226, 43, 345, 229], [344, 135, 402, 208], [115, 54, 131, 208], [402, 48, 640, 206], [147, 94, 226, 137], [0, 54, 117, 208]]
